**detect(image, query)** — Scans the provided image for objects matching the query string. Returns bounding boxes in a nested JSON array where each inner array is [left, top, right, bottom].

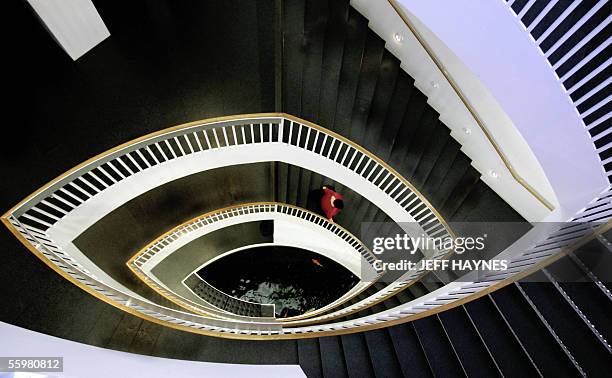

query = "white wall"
[[0, 322, 305, 378], [396, 0, 608, 212], [27, 0, 109, 60]]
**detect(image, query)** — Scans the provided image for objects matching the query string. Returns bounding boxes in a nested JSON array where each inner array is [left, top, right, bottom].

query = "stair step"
[[431, 153, 471, 211], [282, 0, 306, 116], [412, 122, 451, 189], [395, 287, 416, 304], [412, 315, 465, 377], [572, 239, 612, 293], [287, 164, 302, 205], [297, 168, 312, 208], [547, 256, 612, 342], [277, 162, 289, 203], [298, 338, 324, 378], [377, 74, 415, 160], [319, 335, 349, 378], [333, 8, 369, 138], [387, 323, 433, 377], [421, 137, 461, 200], [301, 0, 329, 122], [348, 32, 385, 145], [440, 168, 481, 220], [518, 280, 612, 376], [438, 307, 501, 376], [407, 280, 431, 299], [363, 329, 404, 378], [491, 284, 580, 376], [387, 91, 429, 171], [397, 106, 440, 179], [464, 295, 540, 376], [340, 332, 375, 378], [362, 51, 401, 154], [317, 0, 350, 130]]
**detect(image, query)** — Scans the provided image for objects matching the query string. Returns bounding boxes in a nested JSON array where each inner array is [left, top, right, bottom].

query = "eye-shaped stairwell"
[[2, 0, 611, 376]]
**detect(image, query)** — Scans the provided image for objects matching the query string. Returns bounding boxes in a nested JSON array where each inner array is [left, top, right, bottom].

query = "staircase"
[[2, 0, 610, 376], [298, 236, 612, 377], [280, 0, 522, 226], [278, 0, 528, 316]]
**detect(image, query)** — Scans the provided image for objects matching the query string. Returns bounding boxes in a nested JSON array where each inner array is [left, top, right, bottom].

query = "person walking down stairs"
[[321, 185, 344, 222]]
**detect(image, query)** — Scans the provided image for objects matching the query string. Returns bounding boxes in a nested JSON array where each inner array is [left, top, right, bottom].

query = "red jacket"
[[321, 188, 343, 220]]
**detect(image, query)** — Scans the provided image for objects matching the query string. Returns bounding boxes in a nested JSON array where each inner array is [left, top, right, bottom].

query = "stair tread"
[[340, 332, 376, 378], [421, 137, 461, 199], [438, 307, 501, 376], [298, 338, 324, 378], [348, 32, 386, 145], [388, 323, 433, 377], [401, 107, 442, 179], [429, 149, 471, 212], [440, 167, 481, 220], [319, 336, 349, 378], [518, 281, 612, 375], [412, 315, 465, 377], [301, 0, 329, 122], [318, 0, 350, 130], [333, 8, 369, 138], [282, 0, 306, 116], [387, 91, 429, 173], [363, 329, 404, 378], [491, 284, 579, 376], [464, 295, 540, 376], [362, 51, 402, 156], [411, 121, 451, 189]]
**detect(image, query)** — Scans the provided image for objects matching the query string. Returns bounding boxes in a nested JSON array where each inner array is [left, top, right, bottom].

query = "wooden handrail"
[[387, 0, 555, 211]]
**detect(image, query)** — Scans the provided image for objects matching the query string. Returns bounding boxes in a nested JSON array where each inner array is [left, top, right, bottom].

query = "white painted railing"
[[4, 113, 608, 338], [6, 114, 454, 307], [504, 0, 611, 181], [128, 202, 381, 320], [183, 273, 276, 318], [11, 114, 451, 240], [131, 203, 379, 271], [6, 188, 608, 338]]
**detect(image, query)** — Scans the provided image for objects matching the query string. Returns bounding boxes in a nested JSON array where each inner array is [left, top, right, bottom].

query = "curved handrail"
[[184, 274, 275, 318], [127, 202, 381, 320], [4, 113, 454, 240], [3, 113, 470, 332], [3, 200, 608, 339], [387, 0, 555, 211], [3, 113, 457, 323], [1, 109, 609, 337]]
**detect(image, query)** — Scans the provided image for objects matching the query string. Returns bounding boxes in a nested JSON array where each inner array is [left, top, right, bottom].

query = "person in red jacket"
[[321, 185, 344, 222]]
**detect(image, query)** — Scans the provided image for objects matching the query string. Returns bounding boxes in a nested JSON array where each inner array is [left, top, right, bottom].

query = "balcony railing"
[[3, 113, 608, 339], [128, 202, 381, 320], [3, 187, 608, 338], [184, 274, 275, 318], [504, 0, 611, 182]]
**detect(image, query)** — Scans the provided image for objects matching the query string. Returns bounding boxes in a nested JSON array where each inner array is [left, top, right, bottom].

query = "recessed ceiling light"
[[489, 170, 499, 178], [393, 33, 403, 43], [431, 81, 439, 89], [463, 127, 472, 135]]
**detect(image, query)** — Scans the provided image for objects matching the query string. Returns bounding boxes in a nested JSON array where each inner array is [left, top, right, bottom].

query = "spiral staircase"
[[2, 0, 611, 377]]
